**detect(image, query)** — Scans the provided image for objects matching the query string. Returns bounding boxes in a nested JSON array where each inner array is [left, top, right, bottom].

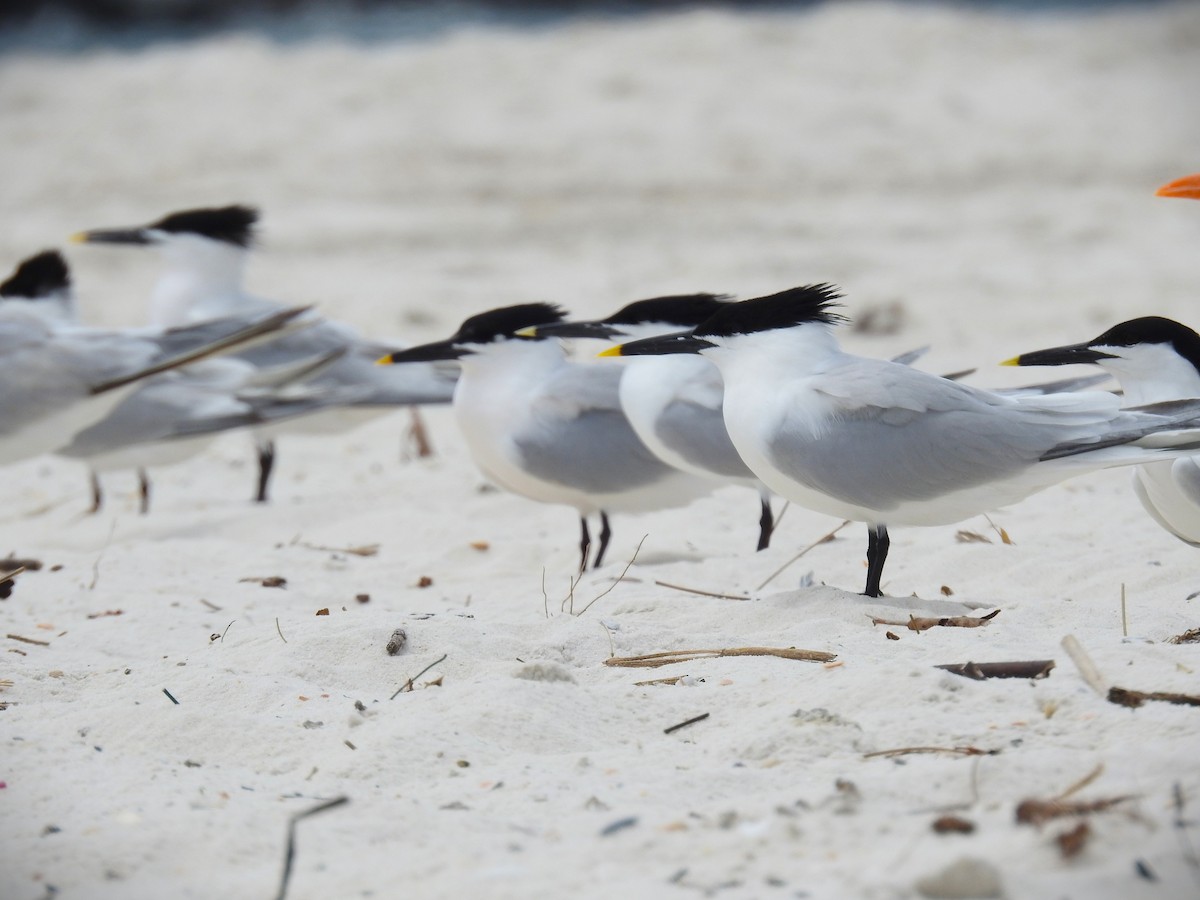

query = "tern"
[[2, 250, 354, 512], [1007, 317, 1200, 546], [72, 205, 458, 502], [519, 293, 781, 551], [379, 303, 714, 570], [603, 284, 1200, 596], [0, 264, 311, 468]]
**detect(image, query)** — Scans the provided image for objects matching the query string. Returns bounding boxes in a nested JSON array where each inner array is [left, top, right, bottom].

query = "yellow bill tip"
[[375, 354, 395, 366], [999, 355, 1021, 367], [596, 345, 624, 358], [68, 231, 90, 244], [513, 325, 539, 338]]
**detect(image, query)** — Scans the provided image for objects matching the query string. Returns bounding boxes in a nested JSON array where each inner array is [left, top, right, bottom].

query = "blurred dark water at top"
[[0, 0, 1180, 53]]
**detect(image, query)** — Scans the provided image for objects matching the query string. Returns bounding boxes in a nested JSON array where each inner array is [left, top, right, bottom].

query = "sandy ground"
[[2, 3, 1200, 898]]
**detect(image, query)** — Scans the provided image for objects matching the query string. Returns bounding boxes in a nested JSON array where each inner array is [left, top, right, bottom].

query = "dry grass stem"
[[863, 746, 998, 760], [756, 520, 849, 590], [604, 646, 836, 669], [576, 535, 646, 616], [298, 542, 379, 557], [653, 580, 750, 601]]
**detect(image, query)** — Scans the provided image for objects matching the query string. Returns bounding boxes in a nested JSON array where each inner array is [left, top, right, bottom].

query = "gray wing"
[[767, 360, 1125, 512], [514, 364, 678, 493], [654, 398, 754, 479]]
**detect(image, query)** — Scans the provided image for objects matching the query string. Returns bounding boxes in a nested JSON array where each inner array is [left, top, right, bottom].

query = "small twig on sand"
[[1016, 794, 1134, 827], [162, 688, 179, 705], [863, 746, 998, 760], [654, 580, 750, 601], [983, 514, 1014, 545], [870, 609, 1000, 632], [297, 542, 379, 558], [605, 646, 836, 669], [756, 520, 849, 591], [936, 660, 1055, 681], [1121, 583, 1128, 638], [1057, 764, 1105, 801], [664, 712, 709, 735], [407, 407, 434, 458], [1061, 635, 1108, 696], [275, 617, 288, 644], [391, 653, 447, 699], [6, 633, 49, 647], [577, 535, 646, 616], [633, 676, 685, 686], [274, 796, 350, 900], [541, 567, 549, 619], [1169, 627, 1200, 645], [1108, 687, 1200, 709]]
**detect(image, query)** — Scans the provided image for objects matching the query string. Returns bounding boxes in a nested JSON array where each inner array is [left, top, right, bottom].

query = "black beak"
[[377, 339, 469, 365], [1003, 342, 1116, 368], [529, 321, 625, 340], [71, 227, 152, 246], [600, 330, 715, 358]]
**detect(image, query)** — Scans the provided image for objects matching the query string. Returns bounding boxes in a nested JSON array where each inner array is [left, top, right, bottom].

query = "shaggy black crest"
[[0, 250, 70, 299], [1093, 316, 1200, 371], [453, 303, 566, 344], [604, 293, 735, 328], [694, 284, 847, 338], [149, 205, 259, 247]]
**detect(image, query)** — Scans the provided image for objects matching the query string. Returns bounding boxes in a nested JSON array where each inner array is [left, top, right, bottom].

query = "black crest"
[[0, 250, 70, 299], [604, 293, 735, 328], [694, 284, 847, 338], [1092, 316, 1200, 371], [453, 303, 566, 344], [149, 205, 259, 247]]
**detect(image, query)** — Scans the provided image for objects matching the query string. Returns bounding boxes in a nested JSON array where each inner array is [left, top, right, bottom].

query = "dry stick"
[[1121, 584, 1129, 638], [1061, 635, 1108, 696], [870, 609, 1000, 632], [275, 617, 288, 644], [390, 653, 448, 699], [274, 796, 350, 900], [88, 519, 118, 591], [577, 535, 647, 616], [605, 646, 836, 669], [756, 520, 849, 591], [6, 633, 49, 647], [541, 567, 549, 620], [1108, 687, 1200, 709], [1057, 764, 1105, 801], [297, 542, 379, 557], [653, 580, 749, 601], [220, 621, 234, 643], [664, 712, 709, 735], [936, 659, 1055, 681], [633, 676, 685, 687], [863, 745, 998, 760], [408, 408, 434, 458]]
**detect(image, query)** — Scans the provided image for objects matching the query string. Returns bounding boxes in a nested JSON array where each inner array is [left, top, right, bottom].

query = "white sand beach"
[[2, 2, 1200, 897]]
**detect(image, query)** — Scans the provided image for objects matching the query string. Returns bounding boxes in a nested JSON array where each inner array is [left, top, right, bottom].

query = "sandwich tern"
[[2, 250, 352, 512], [603, 284, 1200, 596], [1007, 316, 1200, 546], [0, 277, 310, 468], [521, 293, 780, 550], [379, 303, 713, 570], [72, 205, 458, 502]]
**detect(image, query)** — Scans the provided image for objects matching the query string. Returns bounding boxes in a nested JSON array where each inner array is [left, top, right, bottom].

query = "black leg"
[[864, 524, 890, 598], [593, 512, 613, 569], [578, 516, 591, 573], [87, 470, 103, 514], [137, 468, 151, 515], [255, 440, 275, 504], [756, 495, 774, 552]]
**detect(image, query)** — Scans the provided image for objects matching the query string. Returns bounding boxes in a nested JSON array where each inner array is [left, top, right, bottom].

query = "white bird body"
[[611, 285, 1200, 594], [454, 338, 711, 515]]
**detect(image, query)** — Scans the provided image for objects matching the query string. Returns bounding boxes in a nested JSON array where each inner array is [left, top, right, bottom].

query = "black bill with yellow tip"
[[377, 339, 468, 365], [1001, 342, 1116, 368], [70, 227, 152, 246], [598, 330, 716, 358]]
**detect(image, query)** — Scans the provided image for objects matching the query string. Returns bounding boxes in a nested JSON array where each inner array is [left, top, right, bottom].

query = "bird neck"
[[149, 239, 248, 326]]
